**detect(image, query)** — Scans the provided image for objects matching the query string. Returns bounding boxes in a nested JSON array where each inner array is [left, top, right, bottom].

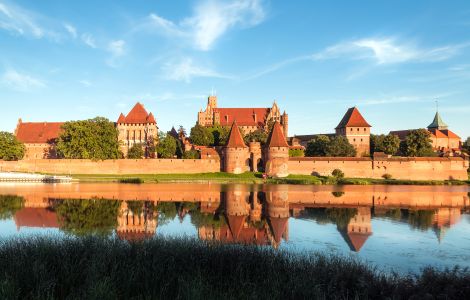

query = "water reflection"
[[1, 184, 468, 253]]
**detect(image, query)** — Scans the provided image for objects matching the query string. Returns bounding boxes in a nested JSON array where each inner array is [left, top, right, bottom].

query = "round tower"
[[264, 122, 289, 177], [224, 122, 250, 174]]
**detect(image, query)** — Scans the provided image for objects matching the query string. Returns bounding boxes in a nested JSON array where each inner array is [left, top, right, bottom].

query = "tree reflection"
[[299, 207, 358, 229], [0, 195, 24, 220]]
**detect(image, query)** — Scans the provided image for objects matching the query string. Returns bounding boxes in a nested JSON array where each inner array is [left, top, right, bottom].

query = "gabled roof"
[[269, 217, 288, 244], [118, 102, 156, 124], [15, 122, 63, 144], [428, 112, 448, 130], [336, 107, 371, 129], [339, 229, 371, 252], [266, 122, 289, 148], [226, 122, 247, 148], [226, 215, 246, 239], [117, 113, 126, 123], [215, 108, 269, 127]]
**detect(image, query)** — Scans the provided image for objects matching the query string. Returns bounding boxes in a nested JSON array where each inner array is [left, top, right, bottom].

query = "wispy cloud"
[[137, 0, 266, 51], [79, 80, 92, 87], [0, 1, 45, 38], [162, 57, 232, 83], [106, 39, 126, 67], [81, 33, 96, 48], [1, 69, 46, 91], [313, 37, 467, 65], [64, 23, 77, 38]]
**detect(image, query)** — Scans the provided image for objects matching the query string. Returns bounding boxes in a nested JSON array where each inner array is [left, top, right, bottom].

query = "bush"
[[118, 178, 144, 184], [0, 131, 25, 161], [127, 144, 144, 159], [182, 149, 200, 159], [332, 169, 345, 179], [289, 149, 304, 157], [382, 173, 393, 180]]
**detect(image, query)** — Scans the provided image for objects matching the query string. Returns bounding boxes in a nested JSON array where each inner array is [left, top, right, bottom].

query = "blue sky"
[[1, 0, 469, 138]]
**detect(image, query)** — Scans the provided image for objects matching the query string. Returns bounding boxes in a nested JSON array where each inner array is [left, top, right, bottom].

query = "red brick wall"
[[0, 159, 220, 174]]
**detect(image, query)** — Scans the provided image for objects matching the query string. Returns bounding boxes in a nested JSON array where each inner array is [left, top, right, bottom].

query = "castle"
[[197, 95, 288, 137]]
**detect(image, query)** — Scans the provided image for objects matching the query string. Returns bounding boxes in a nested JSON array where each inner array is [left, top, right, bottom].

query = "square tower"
[[335, 107, 371, 157]]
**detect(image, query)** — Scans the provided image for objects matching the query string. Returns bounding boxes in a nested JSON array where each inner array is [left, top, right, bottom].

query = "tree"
[[127, 144, 144, 159], [370, 134, 400, 155], [400, 129, 435, 157], [0, 195, 24, 220], [157, 134, 177, 158], [208, 126, 229, 146], [305, 135, 331, 156], [189, 125, 213, 146], [0, 131, 25, 161], [289, 149, 304, 157], [182, 149, 200, 159], [57, 117, 121, 160], [244, 129, 268, 145], [326, 136, 357, 157], [463, 137, 470, 154]]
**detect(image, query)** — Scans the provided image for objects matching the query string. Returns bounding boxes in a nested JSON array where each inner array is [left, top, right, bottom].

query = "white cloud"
[[140, 0, 266, 51], [162, 57, 231, 83], [64, 23, 77, 38], [313, 37, 466, 65], [1, 69, 45, 91], [0, 1, 44, 38], [81, 33, 96, 48], [108, 40, 125, 57], [79, 80, 92, 87]]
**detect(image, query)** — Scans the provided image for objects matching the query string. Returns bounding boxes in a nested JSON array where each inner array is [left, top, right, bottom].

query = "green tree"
[[156, 202, 177, 225], [157, 134, 177, 158], [289, 149, 304, 157], [127, 144, 144, 159], [463, 137, 470, 154], [326, 136, 357, 157], [400, 129, 435, 157], [208, 126, 229, 146], [53, 198, 121, 236], [190, 125, 213, 146], [0, 195, 25, 220], [182, 149, 200, 159], [370, 134, 401, 155], [0, 132, 25, 161], [57, 117, 121, 160], [244, 129, 268, 145], [305, 135, 331, 156]]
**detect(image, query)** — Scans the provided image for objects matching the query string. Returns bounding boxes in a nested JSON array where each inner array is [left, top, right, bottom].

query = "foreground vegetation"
[[70, 172, 470, 185], [0, 236, 468, 299]]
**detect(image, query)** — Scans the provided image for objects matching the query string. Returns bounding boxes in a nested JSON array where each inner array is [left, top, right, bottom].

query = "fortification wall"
[[288, 157, 468, 181], [0, 159, 220, 175]]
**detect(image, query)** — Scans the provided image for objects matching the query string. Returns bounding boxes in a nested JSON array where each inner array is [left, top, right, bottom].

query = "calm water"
[[0, 182, 469, 272]]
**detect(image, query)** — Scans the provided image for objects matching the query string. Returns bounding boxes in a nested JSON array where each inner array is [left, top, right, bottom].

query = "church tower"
[[264, 122, 289, 178]]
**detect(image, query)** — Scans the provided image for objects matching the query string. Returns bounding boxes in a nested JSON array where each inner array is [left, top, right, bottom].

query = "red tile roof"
[[15, 122, 63, 144], [226, 215, 246, 239], [346, 232, 371, 252], [226, 122, 247, 148], [14, 208, 59, 228], [215, 108, 269, 126], [267, 122, 289, 148], [391, 129, 461, 140], [117, 113, 126, 123], [269, 217, 288, 244], [336, 107, 371, 129], [118, 102, 156, 124]]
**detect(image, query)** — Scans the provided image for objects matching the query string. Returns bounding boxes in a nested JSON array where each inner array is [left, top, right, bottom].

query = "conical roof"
[[147, 112, 156, 124], [427, 112, 448, 130], [266, 122, 289, 148], [226, 215, 246, 239], [125, 102, 150, 124], [269, 217, 288, 244], [117, 113, 126, 123], [336, 107, 371, 129], [226, 121, 247, 148]]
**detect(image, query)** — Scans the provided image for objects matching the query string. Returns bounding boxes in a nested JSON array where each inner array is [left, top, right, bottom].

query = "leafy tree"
[[244, 129, 268, 145], [370, 134, 401, 155], [463, 137, 470, 154], [400, 129, 435, 157], [182, 149, 200, 159], [208, 126, 229, 146], [157, 134, 177, 158], [156, 202, 177, 225], [332, 169, 344, 179], [0, 131, 25, 161], [190, 125, 213, 146], [146, 136, 157, 158], [406, 209, 436, 231], [127, 144, 144, 159], [289, 149, 304, 157], [305, 135, 331, 156], [57, 117, 121, 160], [0, 195, 24, 220], [327, 136, 357, 157], [53, 198, 121, 236]]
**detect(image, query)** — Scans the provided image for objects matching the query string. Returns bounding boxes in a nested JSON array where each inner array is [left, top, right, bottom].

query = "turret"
[[281, 110, 288, 138], [223, 121, 250, 174], [264, 122, 289, 177]]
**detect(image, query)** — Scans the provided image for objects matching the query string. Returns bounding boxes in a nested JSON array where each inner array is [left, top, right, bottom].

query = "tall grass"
[[0, 236, 468, 299]]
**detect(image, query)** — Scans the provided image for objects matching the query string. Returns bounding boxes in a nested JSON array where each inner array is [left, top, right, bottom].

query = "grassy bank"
[[70, 172, 469, 185], [0, 236, 468, 299]]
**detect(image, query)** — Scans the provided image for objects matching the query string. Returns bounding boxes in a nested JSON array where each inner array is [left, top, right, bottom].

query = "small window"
[[357, 128, 359, 132], [364, 128, 366, 132], [350, 128, 353, 132]]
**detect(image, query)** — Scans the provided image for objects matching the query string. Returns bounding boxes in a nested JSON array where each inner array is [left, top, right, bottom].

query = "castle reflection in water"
[[2, 184, 468, 252]]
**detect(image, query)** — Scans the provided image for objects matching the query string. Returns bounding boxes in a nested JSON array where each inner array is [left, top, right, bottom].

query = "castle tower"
[[224, 184, 250, 239], [335, 107, 371, 157], [208, 95, 217, 110], [264, 122, 289, 177], [223, 121, 250, 174], [266, 185, 289, 246], [281, 110, 288, 138], [341, 207, 372, 252]]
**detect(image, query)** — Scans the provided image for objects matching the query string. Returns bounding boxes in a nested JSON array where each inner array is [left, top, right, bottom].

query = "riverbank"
[[70, 172, 470, 185], [0, 236, 467, 299]]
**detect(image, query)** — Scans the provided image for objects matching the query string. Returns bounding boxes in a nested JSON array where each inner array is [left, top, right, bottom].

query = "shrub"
[[289, 149, 304, 157], [332, 169, 345, 179], [182, 149, 200, 159], [127, 144, 144, 159], [382, 173, 393, 180], [118, 178, 144, 184]]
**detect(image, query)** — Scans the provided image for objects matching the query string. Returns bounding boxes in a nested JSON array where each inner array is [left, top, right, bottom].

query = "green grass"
[[0, 236, 468, 299]]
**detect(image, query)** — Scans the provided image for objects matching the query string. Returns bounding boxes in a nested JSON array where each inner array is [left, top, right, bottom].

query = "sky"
[[1, 0, 470, 138]]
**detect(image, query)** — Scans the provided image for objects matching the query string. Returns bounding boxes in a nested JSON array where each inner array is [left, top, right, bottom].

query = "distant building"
[[292, 106, 372, 157], [14, 119, 63, 159], [390, 111, 461, 155], [197, 95, 288, 137], [116, 102, 158, 157]]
